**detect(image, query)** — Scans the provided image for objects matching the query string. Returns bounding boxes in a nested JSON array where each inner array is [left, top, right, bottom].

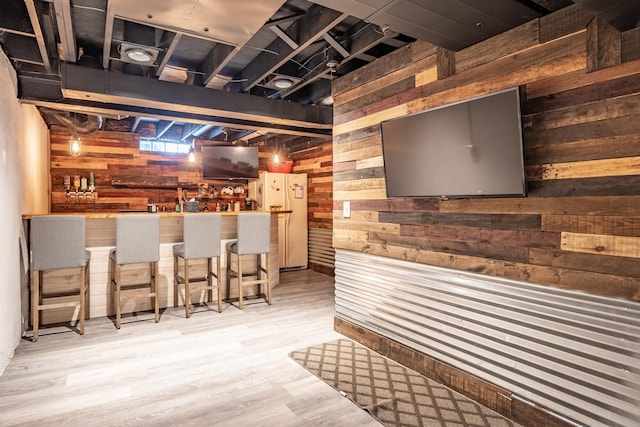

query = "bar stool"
[[173, 213, 222, 317], [30, 215, 91, 342], [226, 212, 271, 309], [109, 215, 160, 329]]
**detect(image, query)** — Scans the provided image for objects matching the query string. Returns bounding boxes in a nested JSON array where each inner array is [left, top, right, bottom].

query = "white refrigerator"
[[258, 171, 308, 269]]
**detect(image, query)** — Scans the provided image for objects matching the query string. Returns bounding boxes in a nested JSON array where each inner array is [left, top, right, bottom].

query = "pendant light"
[[69, 113, 81, 157], [187, 140, 196, 164]]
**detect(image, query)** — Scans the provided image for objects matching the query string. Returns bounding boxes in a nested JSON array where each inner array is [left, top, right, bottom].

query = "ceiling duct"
[[40, 108, 103, 134]]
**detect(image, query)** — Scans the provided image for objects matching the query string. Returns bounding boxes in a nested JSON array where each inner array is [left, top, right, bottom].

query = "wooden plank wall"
[[331, 5, 640, 302], [49, 129, 251, 213], [288, 140, 335, 274]]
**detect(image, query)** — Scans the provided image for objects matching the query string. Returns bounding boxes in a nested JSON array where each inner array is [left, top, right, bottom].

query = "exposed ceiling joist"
[[23, 0, 52, 72], [155, 120, 176, 139], [270, 25, 299, 50], [7, 0, 625, 146], [323, 32, 350, 58], [155, 33, 181, 78], [237, 5, 348, 92], [52, 0, 76, 63]]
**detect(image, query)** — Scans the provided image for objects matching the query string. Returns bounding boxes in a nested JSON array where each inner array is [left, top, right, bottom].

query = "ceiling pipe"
[[41, 108, 103, 134]]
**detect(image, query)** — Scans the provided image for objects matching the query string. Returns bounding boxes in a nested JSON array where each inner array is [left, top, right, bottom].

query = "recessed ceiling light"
[[126, 48, 153, 63], [273, 77, 294, 89]]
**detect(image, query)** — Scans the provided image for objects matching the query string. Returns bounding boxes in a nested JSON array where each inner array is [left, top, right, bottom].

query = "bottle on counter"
[[175, 199, 181, 213]]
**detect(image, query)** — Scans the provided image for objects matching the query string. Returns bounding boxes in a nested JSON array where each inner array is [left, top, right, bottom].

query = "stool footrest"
[[37, 301, 82, 310], [40, 290, 83, 299]]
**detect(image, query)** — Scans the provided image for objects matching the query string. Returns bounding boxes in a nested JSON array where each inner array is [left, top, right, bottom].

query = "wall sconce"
[[69, 135, 81, 157]]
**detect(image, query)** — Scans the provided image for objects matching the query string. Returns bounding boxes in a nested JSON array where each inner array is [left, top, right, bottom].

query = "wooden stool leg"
[[265, 253, 271, 305], [184, 260, 190, 318], [85, 262, 91, 320], [207, 258, 213, 303], [173, 255, 179, 308], [153, 262, 160, 323], [226, 251, 231, 303], [115, 264, 122, 329], [216, 257, 222, 313], [32, 269, 39, 342], [238, 254, 243, 310], [79, 265, 86, 335]]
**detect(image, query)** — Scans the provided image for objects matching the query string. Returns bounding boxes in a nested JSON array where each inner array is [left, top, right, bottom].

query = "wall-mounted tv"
[[380, 87, 526, 198], [201, 145, 259, 180]]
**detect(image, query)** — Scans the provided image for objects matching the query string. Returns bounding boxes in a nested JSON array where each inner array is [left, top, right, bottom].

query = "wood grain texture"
[[542, 214, 640, 237], [528, 156, 640, 180], [586, 17, 621, 72], [622, 27, 640, 62], [330, 4, 640, 300], [561, 231, 640, 258], [50, 130, 249, 213], [437, 47, 456, 80], [289, 140, 335, 272], [538, 4, 594, 43], [456, 19, 540, 73]]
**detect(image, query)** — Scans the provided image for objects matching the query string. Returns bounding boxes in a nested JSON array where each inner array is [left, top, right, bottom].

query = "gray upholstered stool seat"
[[109, 215, 160, 329], [30, 215, 91, 341], [226, 212, 271, 309], [173, 213, 222, 317]]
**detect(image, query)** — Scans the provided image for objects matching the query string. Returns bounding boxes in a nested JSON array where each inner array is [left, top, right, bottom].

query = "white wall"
[[0, 48, 24, 373], [0, 48, 49, 374], [19, 104, 50, 214]]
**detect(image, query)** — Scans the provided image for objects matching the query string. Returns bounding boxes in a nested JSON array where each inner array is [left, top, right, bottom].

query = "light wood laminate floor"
[[1, 270, 381, 427]]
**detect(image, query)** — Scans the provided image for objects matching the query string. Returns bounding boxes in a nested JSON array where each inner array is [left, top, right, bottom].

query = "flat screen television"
[[201, 145, 259, 180], [380, 87, 526, 198]]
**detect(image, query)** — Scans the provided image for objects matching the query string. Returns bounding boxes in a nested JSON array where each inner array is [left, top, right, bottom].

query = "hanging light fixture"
[[187, 141, 196, 164], [69, 113, 81, 156]]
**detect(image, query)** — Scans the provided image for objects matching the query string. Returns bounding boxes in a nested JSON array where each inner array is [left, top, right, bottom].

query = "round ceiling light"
[[273, 77, 294, 89], [126, 48, 153, 63], [326, 59, 339, 69]]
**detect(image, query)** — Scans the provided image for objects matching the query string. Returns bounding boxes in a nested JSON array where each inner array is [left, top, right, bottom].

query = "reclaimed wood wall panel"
[[287, 139, 335, 273], [49, 129, 251, 213], [331, 4, 640, 301]]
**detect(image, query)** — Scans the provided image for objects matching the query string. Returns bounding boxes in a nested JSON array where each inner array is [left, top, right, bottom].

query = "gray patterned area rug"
[[289, 339, 521, 427]]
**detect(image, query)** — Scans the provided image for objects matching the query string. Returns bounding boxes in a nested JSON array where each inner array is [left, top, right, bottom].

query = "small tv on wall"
[[380, 87, 526, 199], [201, 145, 259, 180]]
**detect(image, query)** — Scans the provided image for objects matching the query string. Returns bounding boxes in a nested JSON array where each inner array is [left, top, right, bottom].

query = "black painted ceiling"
[[0, 0, 637, 148]]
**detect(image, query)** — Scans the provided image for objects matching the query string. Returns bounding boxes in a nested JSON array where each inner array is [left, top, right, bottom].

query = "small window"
[[141, 139, 192, 154], [139, 140, 152, 151]]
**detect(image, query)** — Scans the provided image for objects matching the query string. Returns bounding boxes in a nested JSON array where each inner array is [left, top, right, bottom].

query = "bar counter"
[[23, 210, 288, 324]]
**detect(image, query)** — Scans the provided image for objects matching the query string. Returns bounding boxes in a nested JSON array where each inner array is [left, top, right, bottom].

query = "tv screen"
[[201, 145, 259, 180], [381, 87, 526, 198]]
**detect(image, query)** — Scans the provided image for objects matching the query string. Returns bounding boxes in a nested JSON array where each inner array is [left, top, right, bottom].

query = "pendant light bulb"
[[69, 112, 81, 157], [69, 136, 81, 157]]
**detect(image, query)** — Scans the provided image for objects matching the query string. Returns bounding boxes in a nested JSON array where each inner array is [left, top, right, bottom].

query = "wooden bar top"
[[22, 210, 291, 219]]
